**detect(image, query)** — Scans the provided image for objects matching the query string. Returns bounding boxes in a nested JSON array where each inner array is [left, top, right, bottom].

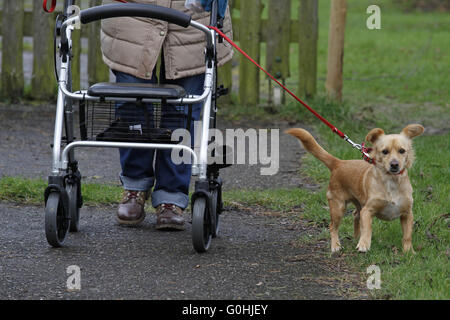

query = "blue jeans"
[[114, 69, 204, 209]]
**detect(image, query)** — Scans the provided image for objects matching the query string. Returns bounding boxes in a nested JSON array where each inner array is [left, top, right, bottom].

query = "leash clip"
[[344, 135, 361, 149], [360, 142, 374, 164], [344, 136, 374, 164]]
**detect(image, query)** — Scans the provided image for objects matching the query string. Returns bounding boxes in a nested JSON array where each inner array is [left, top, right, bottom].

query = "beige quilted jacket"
[[100, 0, 233, 80]]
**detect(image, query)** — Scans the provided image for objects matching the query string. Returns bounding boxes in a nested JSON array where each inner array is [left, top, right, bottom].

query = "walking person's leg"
[[152, 72, 205, 230], [114, 70, 158, 225]]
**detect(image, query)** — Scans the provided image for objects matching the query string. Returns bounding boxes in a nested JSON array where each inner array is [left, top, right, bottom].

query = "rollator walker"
[[44, 0, 230, 253]]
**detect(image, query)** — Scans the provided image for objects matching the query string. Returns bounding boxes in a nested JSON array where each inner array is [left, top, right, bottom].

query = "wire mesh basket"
[[78, 100, 193, 144]]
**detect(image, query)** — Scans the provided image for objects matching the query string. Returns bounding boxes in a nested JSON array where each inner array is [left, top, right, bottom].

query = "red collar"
[[392, 168, 406, 176], [361, 143, 375, 165]]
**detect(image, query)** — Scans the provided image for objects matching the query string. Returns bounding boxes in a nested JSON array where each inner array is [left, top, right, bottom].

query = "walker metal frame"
[[44, 0, 228, 253]]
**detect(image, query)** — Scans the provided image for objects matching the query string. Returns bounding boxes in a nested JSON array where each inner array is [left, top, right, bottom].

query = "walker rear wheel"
[[211, 189, 220, 238], [66, 183, 80, 232]]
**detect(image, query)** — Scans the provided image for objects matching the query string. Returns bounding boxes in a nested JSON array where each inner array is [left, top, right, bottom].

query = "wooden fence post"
[[217, 61, 233, 105], [298, 0, 318, 99], [31, 2, 56, 100], [1, 0, 24, 101], [88, 0, 109, 86], [238, 0, 262, 106], [325, 0, 347, 102], [217, 0, 235, 105], [71, 25, 81, 91], [266, 0, 291, 105]]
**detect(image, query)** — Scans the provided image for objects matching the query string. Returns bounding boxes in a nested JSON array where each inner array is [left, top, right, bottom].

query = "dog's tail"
[[285, 128, 339, 171]]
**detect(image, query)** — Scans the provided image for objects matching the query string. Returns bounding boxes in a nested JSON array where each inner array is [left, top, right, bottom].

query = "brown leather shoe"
[[117, 190, 147, 226], [155, 204, 185, 231]]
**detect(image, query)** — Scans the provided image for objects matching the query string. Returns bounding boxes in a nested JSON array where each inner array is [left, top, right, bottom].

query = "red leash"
[[43, 0, 57, 13], [208, 25, 345, 137], [207, 25, 374, 164], [43, 0, 127, 12]]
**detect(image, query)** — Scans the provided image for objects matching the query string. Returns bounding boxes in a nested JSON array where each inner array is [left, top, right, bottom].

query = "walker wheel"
[[192, 197, 212, 253], [211, 189, 220, 238], [45, 192, 70, 247], [66, 183, 80, 232]]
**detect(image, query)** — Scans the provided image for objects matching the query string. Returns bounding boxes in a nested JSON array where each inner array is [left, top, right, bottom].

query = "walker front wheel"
[[45, 192, 70, 247], [192, 197, 212, 253]]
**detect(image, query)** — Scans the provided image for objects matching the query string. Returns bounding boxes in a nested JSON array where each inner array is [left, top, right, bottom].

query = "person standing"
[[99, 0, 233, 229]]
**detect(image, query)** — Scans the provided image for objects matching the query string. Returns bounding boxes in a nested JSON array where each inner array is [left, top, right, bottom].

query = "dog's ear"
[[401, 124, 424, 139], [366, 128, 385, 144]]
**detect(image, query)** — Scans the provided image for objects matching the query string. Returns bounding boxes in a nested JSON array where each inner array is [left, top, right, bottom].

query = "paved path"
[[0, 202, 365, 299]]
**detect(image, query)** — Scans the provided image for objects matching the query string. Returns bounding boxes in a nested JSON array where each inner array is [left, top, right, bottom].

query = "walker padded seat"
[[87, 82, 186, 99]]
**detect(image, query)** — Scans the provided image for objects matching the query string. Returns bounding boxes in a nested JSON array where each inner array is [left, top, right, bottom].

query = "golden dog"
[[286, 124, 424, 253]]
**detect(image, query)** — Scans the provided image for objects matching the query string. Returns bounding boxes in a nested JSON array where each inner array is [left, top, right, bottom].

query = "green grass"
[[324, 0, 450, 106], [233, 0, 450, 107], [0, 176, 122, 206]]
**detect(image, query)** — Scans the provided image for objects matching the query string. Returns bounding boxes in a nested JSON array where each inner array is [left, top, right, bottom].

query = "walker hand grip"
[[79, 3, 192, 28]]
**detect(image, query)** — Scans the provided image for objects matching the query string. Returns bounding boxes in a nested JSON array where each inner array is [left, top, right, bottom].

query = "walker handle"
[[79, 3, 192, 28]]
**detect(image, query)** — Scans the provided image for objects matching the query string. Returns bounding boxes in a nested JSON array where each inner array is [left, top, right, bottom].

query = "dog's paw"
[[331, 245, 341, 253], [331, 240, 342, 253], [356, 240, 370, 253], [402, 244, 416, 254]]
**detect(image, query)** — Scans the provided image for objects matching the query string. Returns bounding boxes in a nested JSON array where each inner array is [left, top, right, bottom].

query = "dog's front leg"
[[356, 207, 374, 252], [400, 212, 415, 253], [328, 198, 346, 253]]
